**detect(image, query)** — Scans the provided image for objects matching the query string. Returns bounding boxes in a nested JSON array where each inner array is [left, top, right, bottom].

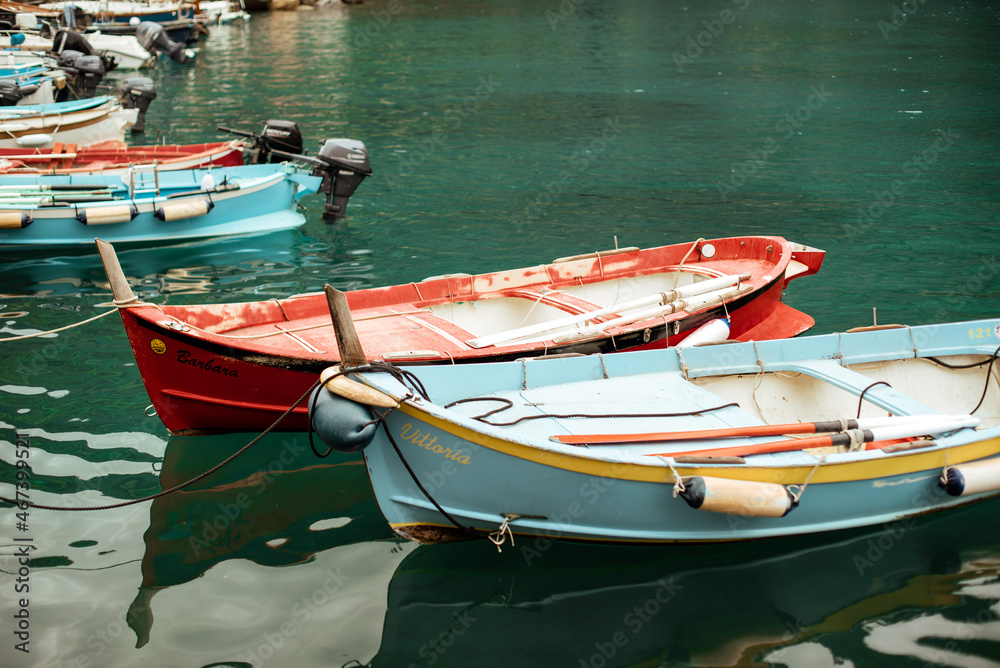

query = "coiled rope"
[[442, 395, 740, 428]]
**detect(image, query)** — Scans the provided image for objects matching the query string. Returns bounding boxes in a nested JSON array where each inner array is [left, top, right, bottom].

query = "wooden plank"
[[325, 284, 368, 368]]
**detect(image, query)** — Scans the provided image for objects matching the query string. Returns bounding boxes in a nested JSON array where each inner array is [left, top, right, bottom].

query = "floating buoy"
[[77, 205, 138, 225], [940, 457, 1000, 497], [0, 211, 32, 229], [676, 317, 730, 347], [678, 476, 797, 517], [154, 197, 213, 221], [309, 385, 378, 454]]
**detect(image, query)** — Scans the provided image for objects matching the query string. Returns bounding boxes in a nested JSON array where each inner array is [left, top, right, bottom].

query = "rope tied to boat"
[[0, 378, 323, 512], [0, 309, 117, 342], [662, 458, 687, 497], [0, 294, 172, 343], [788, 454, 826, 504], [488, 515, 515, 553]]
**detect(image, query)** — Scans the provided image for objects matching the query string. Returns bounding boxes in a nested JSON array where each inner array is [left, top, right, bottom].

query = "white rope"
[[789, 455, 826, 504], [487, 516, 515, 553], [669, 238, 706, 291], [660, 458, 687, 498], [0, 309, 117, 342]]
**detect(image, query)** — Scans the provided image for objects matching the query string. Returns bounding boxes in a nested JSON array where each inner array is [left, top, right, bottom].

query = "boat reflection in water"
[[126, 433, 394, 648], [373, 499, 1000, 667], [0, 227, 375, 299]]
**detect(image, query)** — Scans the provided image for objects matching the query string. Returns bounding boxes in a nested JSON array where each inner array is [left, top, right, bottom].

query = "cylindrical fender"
[[678, 476, 797, 517], [309, 385, 378, 454], [77, 205, 138, 225], [0, 211, 32, 229], [940, 457, 1000, 497], [154, 197, 214, 221]]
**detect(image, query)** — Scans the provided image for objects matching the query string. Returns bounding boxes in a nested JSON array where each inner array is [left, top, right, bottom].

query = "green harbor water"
[[2, 0, 1000, 665]]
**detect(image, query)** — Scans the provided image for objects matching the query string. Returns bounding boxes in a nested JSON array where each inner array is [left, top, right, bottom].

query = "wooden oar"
[[648, 416, 979, 459], [552, 414, 976, 445]]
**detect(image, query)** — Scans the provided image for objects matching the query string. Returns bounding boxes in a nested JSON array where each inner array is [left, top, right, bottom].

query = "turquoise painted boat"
[[310, 317, 1000, 545], [0, 163, 322, 247]]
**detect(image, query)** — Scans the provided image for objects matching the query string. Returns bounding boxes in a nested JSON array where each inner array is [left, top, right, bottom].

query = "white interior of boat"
[[691, 356, 1000, 431], [424, 269, 715, 340]]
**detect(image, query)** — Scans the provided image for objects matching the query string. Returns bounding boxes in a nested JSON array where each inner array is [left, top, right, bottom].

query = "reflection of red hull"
[[0, 139, 244, 174], [106, 236, 824, 435]]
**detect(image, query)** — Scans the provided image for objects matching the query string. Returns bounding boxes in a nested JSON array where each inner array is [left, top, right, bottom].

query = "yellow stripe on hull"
[[395, 403, 1000, 485]]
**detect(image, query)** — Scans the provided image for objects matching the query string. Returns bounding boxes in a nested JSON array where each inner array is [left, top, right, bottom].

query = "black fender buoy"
[[309, 385, 378, 454]]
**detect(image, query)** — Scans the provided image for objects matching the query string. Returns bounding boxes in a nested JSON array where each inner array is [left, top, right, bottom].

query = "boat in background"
[[0, 95, 137, 148], [0, 163, 323, 247], [98, 235, 824, 435], [309, 318, 1000, 545], [0, 137, 244, 174]]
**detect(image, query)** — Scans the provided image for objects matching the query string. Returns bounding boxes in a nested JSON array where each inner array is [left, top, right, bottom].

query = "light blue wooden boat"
[[0, 163, 321, 247], [0, 96, 109, 116], [310, 316, 1000, 545]]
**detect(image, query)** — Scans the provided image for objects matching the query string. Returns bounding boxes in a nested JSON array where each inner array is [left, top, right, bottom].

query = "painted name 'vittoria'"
[[399, 423, 471, 464]]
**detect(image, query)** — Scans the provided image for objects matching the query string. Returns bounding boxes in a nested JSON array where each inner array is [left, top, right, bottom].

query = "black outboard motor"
[[0, 80, 22, 106], [313, 139, 372, 219], [135, 21, 188, 64], [216, 119, 303, 164], [272, 138, 372, 219], [260, 120, 303, 163], [118, 77, 156, 133], [63, 54, 106, 99], [52, 30, 118, 73]]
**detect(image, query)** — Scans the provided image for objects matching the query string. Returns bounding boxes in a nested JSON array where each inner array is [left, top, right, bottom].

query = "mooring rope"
[[0, 378, 322, 511], [0, 297, 163, 343], [0, 309, 117, 342]]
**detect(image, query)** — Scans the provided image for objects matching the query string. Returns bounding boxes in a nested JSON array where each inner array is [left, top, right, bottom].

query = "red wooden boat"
[[0, 139, 245, 175], [97, 236, 825, 435]]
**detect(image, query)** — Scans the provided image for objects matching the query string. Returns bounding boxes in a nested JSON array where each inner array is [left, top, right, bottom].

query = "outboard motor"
[[268, 137, 372, 218], [0, 80, 22, 106], [216, 119, 303, 164], [260, 120, 303, 163], [0, 80, 42, 106], [312, 139, 372, 219], [135, 21, 188, 64], [63, 54, 106, 98], [62, 5, 77, 28], [52, 30, 117, 73], [118, 77, 156, 133]]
